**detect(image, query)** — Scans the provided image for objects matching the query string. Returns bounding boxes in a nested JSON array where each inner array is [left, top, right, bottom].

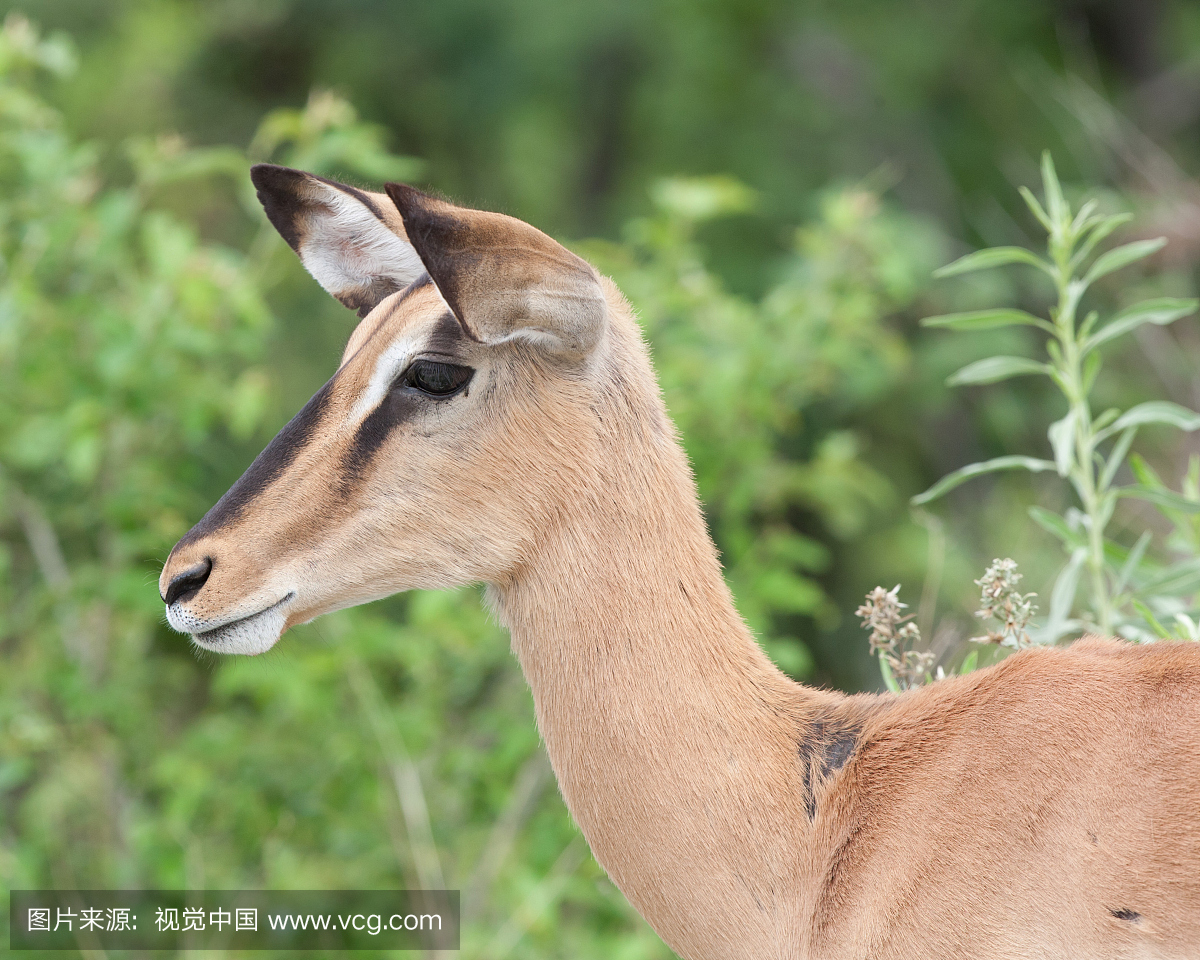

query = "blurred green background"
[[2, 1, 1199, 957]]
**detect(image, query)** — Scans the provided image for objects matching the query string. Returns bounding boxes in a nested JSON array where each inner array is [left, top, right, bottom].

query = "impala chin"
[[167, 593, 294, 656]]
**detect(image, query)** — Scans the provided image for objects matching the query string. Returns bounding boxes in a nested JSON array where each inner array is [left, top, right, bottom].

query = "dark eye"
[[400, 359, 474, 397]]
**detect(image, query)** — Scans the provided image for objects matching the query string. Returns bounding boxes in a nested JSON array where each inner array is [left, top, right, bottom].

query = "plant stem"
[[1051, 254, 1112, 634]]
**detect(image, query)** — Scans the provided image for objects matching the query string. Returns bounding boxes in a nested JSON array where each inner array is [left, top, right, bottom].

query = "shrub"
[[861, 154, 1200, 690]]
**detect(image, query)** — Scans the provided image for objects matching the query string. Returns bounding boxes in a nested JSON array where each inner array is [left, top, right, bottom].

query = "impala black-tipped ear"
[[384, 183, 606, 356], [251, 164, 426, 317]]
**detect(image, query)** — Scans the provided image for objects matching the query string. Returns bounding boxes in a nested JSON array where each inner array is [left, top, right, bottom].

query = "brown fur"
[[161, 170, 1200, 959]]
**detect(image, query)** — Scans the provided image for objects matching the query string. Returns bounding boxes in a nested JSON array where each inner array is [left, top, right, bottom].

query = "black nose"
[[163, 558, 213, 606]]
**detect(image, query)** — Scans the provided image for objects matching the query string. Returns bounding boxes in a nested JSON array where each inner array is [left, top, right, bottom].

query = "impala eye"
[[400, 359, 474, 397]]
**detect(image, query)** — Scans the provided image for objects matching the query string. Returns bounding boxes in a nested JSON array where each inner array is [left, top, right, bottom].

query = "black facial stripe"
[[176, 376, 336, 545], [341, 388, 423, 482]]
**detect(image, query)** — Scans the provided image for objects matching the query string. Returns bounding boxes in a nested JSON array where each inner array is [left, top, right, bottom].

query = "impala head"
[[159, 164, 624, 654]]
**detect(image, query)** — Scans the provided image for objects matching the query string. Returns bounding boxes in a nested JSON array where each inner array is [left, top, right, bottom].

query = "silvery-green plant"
[[855, 585, 934, 690], [970, 558, 1038, 649], [915, 153, 1200, 642]]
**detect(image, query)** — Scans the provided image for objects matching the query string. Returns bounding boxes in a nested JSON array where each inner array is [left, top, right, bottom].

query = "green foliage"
[[0, 21, 664, 959], [0, 18, 943, 958], [585, 180, 941, 678], [5, 6, 1200, 956], [916, 154, 1200, 643], [0, 18, 273, 674]]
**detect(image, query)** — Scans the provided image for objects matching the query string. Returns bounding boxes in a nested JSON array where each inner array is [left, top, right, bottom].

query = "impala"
[[160, 165, 1200, 959]]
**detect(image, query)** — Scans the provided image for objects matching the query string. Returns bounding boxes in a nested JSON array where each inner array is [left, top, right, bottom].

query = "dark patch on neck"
[[340, 308, 469, 481], [1109, 908, 1141, 922], [177, 377, 335, 546], [798, 715, 861, 821]]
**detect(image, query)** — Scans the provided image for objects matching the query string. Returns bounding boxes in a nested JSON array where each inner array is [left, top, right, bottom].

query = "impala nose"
[[163, 557, 213, 606]]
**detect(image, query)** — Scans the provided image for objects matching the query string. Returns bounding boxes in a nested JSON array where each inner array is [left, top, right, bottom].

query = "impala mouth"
[[175, 592, 295, 656]]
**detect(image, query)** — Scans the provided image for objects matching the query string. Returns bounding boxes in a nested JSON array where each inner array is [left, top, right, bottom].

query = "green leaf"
[[1082, 237, 1167, 287], [1114, 530, 1151, 597], [1095, 490, 1117, 533], [1128, 453, 1163, 489], [755, 569, 825, 613], [1047, 410, 1076, 477], [1071, 213, 1134, 269], [947, 356, 1051, 386], [1028, 506, 1083, 547], [1047, 547, 1088, 636], [1092, 407, 1120, 433], [1019, 186, 1053, 232], [878, 653, 901, 694], [650, 175, 759, 221], [1069, 199, 1099, 236], [912, 456, 1057, 505], [1040, 152, 1067, 227], [1084, 298, 1197, 353], [933, 247, 1053, 279], [1132, 599, 1173, 639], [1138, 557, 1200, 597], [1099, 426, 1137, 491], [958, 649, 980, 675], [921, 309, 1055, 334], [1108, 401, 1200, 435], [1081, 350, 1102, 395], [1115, 486, 1200, 513]]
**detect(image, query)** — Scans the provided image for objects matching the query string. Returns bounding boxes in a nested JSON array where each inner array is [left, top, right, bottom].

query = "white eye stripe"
[[348, 333, 422, 424]]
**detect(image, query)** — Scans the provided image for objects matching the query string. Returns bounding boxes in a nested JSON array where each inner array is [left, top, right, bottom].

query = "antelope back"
[[159, 167, 621, 653]]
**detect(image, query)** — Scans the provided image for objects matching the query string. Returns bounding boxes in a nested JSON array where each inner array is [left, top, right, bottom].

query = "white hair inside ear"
[[296, 181, 426, 309]]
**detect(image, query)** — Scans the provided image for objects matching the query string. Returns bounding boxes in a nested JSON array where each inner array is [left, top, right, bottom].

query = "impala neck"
[[490, 378, 840, 956]]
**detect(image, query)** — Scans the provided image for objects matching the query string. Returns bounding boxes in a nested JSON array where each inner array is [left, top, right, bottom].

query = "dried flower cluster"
[[971, 558, 1038, 649], [856, 585, 934, 690]]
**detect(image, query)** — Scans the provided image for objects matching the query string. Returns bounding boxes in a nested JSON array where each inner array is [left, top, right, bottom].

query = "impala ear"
[[250, 164, 426, 317], [383, 183, 606, 356]]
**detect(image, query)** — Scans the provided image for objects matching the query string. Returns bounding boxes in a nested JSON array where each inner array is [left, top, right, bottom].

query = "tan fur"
[[161, 172, 1200, 959]]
